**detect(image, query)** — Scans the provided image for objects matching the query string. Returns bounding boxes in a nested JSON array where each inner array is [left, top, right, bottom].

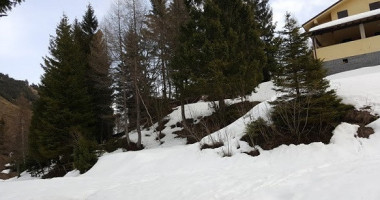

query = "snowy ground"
[[1, 66, 380, 200]]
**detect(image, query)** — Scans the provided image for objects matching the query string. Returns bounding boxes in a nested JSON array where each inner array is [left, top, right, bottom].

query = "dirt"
[[173, 101, 260, 144], [357, 126, 375, 138], [200, 141, 224, 150], [343, 109, 378, 138], [155, 133, 166, 141], [155, 118, 170, 132], [244, 149, 260, 157], [343, 109, 379, 125]]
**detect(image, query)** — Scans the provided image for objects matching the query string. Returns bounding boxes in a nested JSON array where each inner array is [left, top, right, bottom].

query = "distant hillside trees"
[[0, 73, 37, 103], [0, 118, 5, 154]]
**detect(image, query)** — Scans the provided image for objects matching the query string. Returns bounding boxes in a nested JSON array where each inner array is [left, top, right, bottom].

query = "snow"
[[309, 9, 380, 32], [328, 66, 380, 114], [1, 169, 10, 174], [1, 66, 380, 199]]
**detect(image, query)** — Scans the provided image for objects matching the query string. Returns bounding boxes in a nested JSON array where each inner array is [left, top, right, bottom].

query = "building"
[[303, 0, 380, 74]]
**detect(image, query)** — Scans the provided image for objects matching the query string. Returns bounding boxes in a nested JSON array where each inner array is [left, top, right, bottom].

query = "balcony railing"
[[316, 35, 380, 61]]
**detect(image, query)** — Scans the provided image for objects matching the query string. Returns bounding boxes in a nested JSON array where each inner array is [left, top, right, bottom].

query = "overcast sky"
[[0, 0, 336, 84]]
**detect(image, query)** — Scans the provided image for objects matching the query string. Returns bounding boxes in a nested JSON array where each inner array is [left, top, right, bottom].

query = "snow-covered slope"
[[1, 66, 380, 200]]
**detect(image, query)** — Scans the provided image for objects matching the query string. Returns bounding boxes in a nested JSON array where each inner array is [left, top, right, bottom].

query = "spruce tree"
[[73, 133, 98, 173], [79, 5, 114, 143], [172, 0, 265, 110], [171, 0, 204, 123], [145, 0, 170, 99], [249, 0, 279, 81], [29, 15, 95, 171], [88, 30, 114, 143], [167, 0, 190, 54], [271, 14, 350, 143], [81, 4, 98, 44], [0, 0, 24, 16]]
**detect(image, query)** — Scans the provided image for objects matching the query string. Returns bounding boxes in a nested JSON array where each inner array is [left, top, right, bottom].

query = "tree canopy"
[[0, 0, 24, 16]]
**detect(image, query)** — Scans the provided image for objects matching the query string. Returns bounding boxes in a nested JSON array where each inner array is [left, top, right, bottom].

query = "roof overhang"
[[309, 9, 380, 35], [302, 0, 344, 28]]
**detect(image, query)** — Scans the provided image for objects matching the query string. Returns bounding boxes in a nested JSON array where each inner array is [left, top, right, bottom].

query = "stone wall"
[[324, 51, 380, 75]]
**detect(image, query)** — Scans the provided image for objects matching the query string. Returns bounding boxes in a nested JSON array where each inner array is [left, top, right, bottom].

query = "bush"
[[73, 138, 98, 174], [243, 117, 272, 147], [271, 94, 352, 144]]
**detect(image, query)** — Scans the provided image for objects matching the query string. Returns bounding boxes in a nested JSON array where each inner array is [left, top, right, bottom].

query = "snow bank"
[[128, 81, 276, 149], [2, 66, 380, 200], [328, 66, 380, 114]]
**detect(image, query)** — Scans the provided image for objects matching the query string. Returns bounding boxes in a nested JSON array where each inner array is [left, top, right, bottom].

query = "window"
[[337, 10, 348, 19], [370, 2, 380, 10]]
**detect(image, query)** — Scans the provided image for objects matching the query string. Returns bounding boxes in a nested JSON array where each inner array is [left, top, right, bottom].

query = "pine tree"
[[0, 0, 24, 16], [88, 30, 114, 143], [79, 5, 114, 143], [171, 0, 203, 123], [248, 0, 279, 81], [73, 132, 98, 173], [145, 0, 170, 99], [29, 15, 95, 171], [271, 14, 351, 143], [167, 0, 190, 54], [173, 0, 265, 110], [81, 4, 98, 45]]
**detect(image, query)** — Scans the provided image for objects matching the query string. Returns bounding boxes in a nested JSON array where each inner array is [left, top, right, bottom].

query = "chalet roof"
[[309, 9, 380, 32], [302, 0, 344, 27]]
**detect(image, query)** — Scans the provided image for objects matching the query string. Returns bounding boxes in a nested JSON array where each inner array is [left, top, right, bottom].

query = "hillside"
[[0, 73, 37, 103], [1, 66, 380, 199], [0, 74, 34, 179]]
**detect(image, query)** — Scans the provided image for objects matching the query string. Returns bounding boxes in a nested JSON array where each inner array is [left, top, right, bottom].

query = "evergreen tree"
[[73, 132, 98, 173], [248, 0, 279, 81], [172, 0, 265, 110], [171, 0, 204, 123], [88, 30, 114, 143], [29, 15, 95, 171], [81, 4, 98, 43], [145, 0, 170, 99], [0, 0, 24, 16], [79, 5, 114, 143], [167, 0, 190, 54], [271, 14, 350, 143]]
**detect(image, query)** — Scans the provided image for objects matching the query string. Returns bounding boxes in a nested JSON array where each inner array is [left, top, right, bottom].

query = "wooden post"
[[359, 23, 366, 39], [312, 36, 318, 59]]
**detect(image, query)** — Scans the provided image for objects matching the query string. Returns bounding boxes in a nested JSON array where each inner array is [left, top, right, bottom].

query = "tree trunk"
[[133, 0, 142, 149], [122, 74, 130, 145]]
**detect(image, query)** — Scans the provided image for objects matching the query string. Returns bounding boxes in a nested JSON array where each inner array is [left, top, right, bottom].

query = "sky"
[[0, 0, 337, 84]]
